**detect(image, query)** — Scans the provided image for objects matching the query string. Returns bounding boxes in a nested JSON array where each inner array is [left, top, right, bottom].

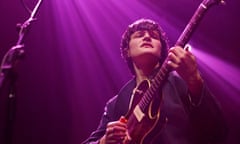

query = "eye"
[[150, 31, 160, 39], [132, 31, 144, 38]]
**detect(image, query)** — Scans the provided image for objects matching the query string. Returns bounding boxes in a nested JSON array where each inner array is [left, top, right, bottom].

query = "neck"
[[133, 62, 160, 85]]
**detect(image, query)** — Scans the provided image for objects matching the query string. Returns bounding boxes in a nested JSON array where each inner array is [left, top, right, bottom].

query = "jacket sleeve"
[[173, 73, 228, 143], [189, 85, 227, 143], [81, 96, 118, 144]]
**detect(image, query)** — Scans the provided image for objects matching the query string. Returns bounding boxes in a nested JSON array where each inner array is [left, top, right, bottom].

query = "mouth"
[[141, 43, 153, 48]]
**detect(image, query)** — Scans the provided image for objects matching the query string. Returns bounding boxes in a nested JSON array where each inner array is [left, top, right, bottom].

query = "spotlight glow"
[[193, 48, 240, 102]]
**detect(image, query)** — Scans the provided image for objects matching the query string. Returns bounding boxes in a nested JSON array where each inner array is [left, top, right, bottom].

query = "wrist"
[[187, 71, 204, 96], [186, 70, 202, 83]]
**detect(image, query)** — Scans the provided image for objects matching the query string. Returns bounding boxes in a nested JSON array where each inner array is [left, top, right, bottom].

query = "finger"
[[168, 52, 180, 65], [106, 127, 116, 137], [169, 47, 186, 59], [107, 122, 127, 135], [106, 139, 121, 144], [106, 126, 127, 137], [105, 129, 126, 143], [108, 121, 127, 128], [169, 46, 183, 53], [171, 46, 195, 64], [106, 138, 125, 144], [167, 60, 179, 69], [106, 126, 112, 134]]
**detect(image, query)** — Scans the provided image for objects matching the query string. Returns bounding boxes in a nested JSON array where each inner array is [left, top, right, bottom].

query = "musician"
[[82, 19, 226, 144]]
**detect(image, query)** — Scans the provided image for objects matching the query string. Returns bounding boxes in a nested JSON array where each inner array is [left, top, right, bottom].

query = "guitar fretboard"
[[137, 0, 223, 112]]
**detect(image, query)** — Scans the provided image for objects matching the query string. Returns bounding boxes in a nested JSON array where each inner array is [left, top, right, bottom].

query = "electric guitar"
[[120, 0, 225, 143]]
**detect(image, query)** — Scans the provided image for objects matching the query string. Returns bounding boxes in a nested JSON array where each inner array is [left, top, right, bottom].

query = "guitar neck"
[[176, 2, 209, 47], [139, 62, 170, 111], [138, 0, 224, 112], [176, 0, 225, 47]]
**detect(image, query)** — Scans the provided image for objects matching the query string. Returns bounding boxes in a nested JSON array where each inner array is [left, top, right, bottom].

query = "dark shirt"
[[82, 72, 227, 144]]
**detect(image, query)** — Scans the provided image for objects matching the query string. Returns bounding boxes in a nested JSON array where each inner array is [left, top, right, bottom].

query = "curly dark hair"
[[120, 18, 169, 75]]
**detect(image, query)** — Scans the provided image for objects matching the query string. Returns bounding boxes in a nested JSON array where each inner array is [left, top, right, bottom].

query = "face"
[[127, 30, 162, 64]]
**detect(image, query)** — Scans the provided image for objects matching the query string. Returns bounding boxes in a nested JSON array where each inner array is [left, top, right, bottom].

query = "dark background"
[[0, 0, 239, 144]]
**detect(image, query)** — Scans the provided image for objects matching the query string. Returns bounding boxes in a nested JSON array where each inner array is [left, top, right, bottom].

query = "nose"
[[143, 32, 151, 41]]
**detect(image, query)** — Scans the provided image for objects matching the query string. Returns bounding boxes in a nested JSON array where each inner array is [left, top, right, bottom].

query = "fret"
[[145, 93, 152, 103], [150, 82, 158, 92], [155, 74, 163, 85], [159, 69, 165, 76], [140, 98, 147, 110], [146, 87, 154, 98]]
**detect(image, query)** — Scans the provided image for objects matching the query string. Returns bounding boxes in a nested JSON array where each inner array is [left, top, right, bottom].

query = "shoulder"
[[106, 77, 136, 104], [104, 78, 136, 120]]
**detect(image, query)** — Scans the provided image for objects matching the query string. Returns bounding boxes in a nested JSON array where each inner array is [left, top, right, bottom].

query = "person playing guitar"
[[82, 17, 226, 144], [82, 1, 227, 143]]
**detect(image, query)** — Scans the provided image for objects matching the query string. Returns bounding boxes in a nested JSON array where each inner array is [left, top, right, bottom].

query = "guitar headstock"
[[202, 0, 225, 8]]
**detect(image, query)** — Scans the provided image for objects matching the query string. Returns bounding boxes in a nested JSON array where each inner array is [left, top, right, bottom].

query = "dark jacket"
[[82, 72, 227, 144]]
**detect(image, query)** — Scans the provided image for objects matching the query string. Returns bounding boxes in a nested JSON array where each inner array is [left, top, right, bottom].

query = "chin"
[[140, 51, 160, 58], [136, 53, 160, 62]]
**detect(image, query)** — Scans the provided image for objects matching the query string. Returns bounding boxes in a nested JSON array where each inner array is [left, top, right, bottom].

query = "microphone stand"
[[0, 1, 42, 144]]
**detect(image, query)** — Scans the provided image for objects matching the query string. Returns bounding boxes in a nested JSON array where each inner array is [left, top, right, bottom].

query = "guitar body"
[[124, 80, 162, 144]]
